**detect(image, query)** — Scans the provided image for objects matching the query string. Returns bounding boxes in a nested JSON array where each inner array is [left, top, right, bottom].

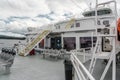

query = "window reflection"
[[80, 37, 97, 48], [63, 37, 76, 51]]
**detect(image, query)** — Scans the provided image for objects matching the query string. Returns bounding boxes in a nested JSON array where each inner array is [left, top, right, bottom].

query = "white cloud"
[[0, 21, 6, 31], [0, 0, 88, 19], [46, 0, 87, 15], [0, 0, 120, 36], [0, 0, 51, 19], [0, 0, 89, 34]]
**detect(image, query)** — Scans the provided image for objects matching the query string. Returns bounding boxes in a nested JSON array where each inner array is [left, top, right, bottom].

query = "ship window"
[[97, 20, 101, 25], [76, 23, 80, 27], [98, 11, 103, 15], [71, 24, 74, 28], [103, 20, 109, 27], [83, 9, 112, 17], [56, 25, 60, 29], [63, 37, 76, 51], [80, 37, 97, 48], [39, 39, 44, 48]]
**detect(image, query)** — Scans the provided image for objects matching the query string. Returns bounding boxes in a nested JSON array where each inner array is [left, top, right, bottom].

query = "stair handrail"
[[19, 30, 50, 56], [24, 30, 49, 51], [27, 23, 54, 45], [71, 53, 95, 80], [24, 30, 44, 49], [65, 18, 75, 29]]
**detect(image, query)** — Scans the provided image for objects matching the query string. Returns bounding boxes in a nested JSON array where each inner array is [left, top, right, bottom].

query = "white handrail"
[[97, 0, 116, 6], [71, 53, 95, 80]]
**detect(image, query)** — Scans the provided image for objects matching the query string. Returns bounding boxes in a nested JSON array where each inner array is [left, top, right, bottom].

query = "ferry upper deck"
[[0, 0, 120, 80]]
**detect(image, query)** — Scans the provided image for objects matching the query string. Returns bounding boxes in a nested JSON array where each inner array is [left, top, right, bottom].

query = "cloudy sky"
[[0, 0, 120, 34]]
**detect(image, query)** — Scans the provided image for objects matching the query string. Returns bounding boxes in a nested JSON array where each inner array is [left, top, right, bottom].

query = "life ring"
[[117, 18, 120, 41], [117, 18, 120, 32]]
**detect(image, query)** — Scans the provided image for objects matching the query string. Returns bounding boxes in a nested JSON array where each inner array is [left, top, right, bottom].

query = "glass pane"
[[63, 37, 76, 51], [80, 37, 97, 48], [76, 23, 80, 27]]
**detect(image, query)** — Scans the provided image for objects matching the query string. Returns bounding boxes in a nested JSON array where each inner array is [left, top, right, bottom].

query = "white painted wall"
[[55, 18, 96, 30]]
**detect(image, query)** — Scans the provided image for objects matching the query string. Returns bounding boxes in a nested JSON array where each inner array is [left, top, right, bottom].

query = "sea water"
[[0, 39, 24, 50]]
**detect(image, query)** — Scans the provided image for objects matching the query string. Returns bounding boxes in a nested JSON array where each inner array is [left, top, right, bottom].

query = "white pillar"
[[112, 38, 116, 80], [44, 37, 46, 49], [61, 33, 64, 49]]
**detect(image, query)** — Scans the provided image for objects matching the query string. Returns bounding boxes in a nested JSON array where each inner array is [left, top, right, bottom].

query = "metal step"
[[19, 30, 50, 56]]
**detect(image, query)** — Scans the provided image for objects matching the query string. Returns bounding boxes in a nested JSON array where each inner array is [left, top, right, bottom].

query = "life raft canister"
[[117, 18, 120, 41]]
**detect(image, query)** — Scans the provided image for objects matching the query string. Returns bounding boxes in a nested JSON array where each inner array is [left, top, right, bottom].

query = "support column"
[[112, 38, 116, 80], [76, 36, 79, 50], [44, 37, 46, 49], [61, 33, 64, 49]]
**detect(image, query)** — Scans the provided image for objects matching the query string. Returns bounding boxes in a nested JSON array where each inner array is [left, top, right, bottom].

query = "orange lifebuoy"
[[117, 18, 120, 32], [117, 18, 120, 41]]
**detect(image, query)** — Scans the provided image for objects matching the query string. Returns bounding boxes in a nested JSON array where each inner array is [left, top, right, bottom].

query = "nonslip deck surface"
[[0, 54, 65, 80]]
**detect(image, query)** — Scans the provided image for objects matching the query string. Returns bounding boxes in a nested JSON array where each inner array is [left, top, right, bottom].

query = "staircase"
[[19, 30, 51, 56], [65, 18, 75, 29]]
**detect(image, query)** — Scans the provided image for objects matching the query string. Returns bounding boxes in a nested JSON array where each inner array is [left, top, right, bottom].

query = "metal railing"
[[19, 30, 50, 56], [65, 18, 75, 29], [71, 53, 95, 80]]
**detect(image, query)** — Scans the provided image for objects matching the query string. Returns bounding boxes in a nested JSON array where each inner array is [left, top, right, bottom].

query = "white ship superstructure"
[[10, 0, 120, 80]]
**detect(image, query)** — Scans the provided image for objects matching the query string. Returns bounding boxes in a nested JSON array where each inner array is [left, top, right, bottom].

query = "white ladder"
[[89, 36, 116, 80], [89, 0, 117, 80]]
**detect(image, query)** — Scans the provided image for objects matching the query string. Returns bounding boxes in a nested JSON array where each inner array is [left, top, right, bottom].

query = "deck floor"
[[84, 59, 120, 80], [1, 53, 120, 80], [0, 54, 65, 80]]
